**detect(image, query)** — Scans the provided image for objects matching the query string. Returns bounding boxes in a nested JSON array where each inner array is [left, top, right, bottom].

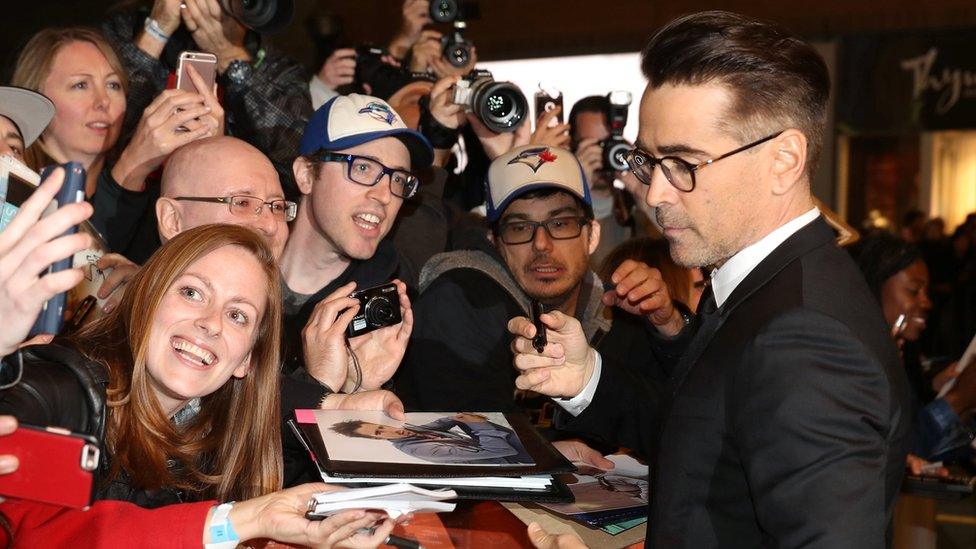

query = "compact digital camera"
[[346, 282, 402, 338]]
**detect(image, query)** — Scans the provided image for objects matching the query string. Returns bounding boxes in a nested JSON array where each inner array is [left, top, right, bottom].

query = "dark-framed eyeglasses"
[[316, 152, 419, 199], [497, 216, 590, 245], [622, 131, 784, 192], [174, 195, 298, 222]]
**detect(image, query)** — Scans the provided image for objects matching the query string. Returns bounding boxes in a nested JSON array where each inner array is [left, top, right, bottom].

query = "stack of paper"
[[307, 484, 457, 519], [289, 409, 576, 504]]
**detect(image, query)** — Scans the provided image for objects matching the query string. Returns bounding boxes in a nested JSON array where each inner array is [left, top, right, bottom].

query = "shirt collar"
[[711, 207, 821, 308]]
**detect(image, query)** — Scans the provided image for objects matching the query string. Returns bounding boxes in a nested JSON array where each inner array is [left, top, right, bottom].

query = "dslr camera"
[[600, 90, 633, 172], [353, 45, 433, 99], [430, 0, 480, 69], [220, 0, 294, 34], [453, 70, 528, 133], [346, 282, 402, 338], [441, 24, 474, 68]]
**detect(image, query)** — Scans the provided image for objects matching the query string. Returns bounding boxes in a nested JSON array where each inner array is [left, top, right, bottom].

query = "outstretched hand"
[[507, 310, 595, 398]]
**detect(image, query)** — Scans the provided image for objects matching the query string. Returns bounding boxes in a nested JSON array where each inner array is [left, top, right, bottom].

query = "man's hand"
[[575, 138, 603, 185], [388, 0, 431, 58], [454, 412, 487, 423], [508, 310, 595, 398], [317, 48, 357, 90], [0, 168, 93, 356], [428, 75, 465, 131], [409, 30, 443, 73], [551, 440, 614, 470], [345, 279, 412, 392], [469, 112, 531, 160], [182, 0, 251, 72], [322, 390, 406, 422], [95, 253, 139, 314], [604, 259, 684, 336], [527, 522, 588, 549], [228, 483, 394, 547], [302, 282, 360, 392], [530, 106, 570, 149]]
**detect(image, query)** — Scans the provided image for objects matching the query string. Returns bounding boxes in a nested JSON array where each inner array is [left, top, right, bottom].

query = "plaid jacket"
[[101, 9, 311, 199]]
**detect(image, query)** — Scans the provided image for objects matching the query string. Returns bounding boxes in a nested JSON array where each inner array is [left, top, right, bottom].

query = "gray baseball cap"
[[0, 87, 55, 148]]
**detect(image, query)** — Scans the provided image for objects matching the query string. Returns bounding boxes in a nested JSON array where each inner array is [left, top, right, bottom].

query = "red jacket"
[[1, 498, 214, 548]]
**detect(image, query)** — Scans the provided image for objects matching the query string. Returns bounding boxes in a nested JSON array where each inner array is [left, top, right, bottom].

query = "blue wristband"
[[207, 502, 240, 547]]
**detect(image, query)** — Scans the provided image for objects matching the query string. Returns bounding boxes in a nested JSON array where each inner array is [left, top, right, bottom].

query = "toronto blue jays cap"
[[485, 145, 592, 223], [299, 93, 434, 169], [0, 86, 55, 149]]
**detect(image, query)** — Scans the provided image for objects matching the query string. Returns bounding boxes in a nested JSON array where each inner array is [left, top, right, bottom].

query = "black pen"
[[384, 533, 423, 549], [531, 300, 547, 353]]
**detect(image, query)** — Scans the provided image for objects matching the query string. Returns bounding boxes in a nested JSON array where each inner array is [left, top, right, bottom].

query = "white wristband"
[[143, 17, 171, 43], [205, 502, 240, 549]]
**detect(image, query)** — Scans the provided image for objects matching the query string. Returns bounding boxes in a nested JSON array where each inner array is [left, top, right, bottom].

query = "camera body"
[[429, 0, 481, 24], [346, 282, 402, 338], [453, 70, 528, 134], [600, 90, 633, 172], [441, 26, 474, 68], [354, 45, 433, 99], [220, 0, 294, 33]]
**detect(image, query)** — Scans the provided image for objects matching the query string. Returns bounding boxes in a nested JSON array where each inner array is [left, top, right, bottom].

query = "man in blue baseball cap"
[[396, 145, 693, 455], [278, 92, 432, 400]]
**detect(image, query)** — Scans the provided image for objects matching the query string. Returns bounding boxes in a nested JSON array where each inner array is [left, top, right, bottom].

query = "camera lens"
[[447, 44, 471, 67], [431, 0, 458, 23], [364, 297, 395, 326], [472, 81, 527, 133], [604, 140, 631, 172]]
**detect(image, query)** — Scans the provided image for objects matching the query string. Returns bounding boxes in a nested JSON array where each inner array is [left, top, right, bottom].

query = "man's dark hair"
[[568, 95, 610, 148], [330, 420, 371, 439], [849, 232, 923, 300], [490, 188, 594, 236], [641, 11, 829, 177]]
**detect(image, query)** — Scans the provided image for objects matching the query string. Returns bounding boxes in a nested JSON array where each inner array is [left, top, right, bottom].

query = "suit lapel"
[[669, 217, 837, 391]]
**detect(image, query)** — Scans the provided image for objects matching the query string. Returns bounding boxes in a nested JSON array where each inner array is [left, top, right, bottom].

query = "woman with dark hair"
[[0, 224, 394, 547], [852, 232, 975, 462]]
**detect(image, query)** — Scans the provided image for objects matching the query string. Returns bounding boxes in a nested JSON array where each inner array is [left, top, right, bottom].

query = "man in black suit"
[[510, 11, 912, 548]]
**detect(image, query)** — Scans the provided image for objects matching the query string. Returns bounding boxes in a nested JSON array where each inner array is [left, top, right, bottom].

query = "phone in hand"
[[176, 51, 217, 94], [534, 86, 563, 128], [0, 424, 100, 509], [30, 162, 86, 337]]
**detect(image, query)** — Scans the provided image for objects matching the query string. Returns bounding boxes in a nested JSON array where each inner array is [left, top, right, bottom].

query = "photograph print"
[[316, 410, 536, 466]]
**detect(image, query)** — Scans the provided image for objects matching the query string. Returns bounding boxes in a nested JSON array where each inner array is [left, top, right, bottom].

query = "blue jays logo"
[[507, 147, 558, 172], [358, 102, 398, 125]]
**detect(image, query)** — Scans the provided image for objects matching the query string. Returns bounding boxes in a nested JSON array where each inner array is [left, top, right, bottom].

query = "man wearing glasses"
[[395, 144, 692, 453], [157, 136, 294, 258], [509, 11, 911, 548]]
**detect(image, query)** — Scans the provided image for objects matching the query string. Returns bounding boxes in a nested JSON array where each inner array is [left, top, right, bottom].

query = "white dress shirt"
[[555, 207, 822, 416]]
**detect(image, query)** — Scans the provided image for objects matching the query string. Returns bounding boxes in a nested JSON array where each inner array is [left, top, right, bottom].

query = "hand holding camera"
[[317, 48, 357, 90], [529, 106, 570, 149], [301, 281, 412, 393]]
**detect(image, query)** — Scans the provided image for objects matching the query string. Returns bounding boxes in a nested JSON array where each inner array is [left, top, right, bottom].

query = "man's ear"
[[587, 218, 602, 256], [232, 351, 252, 379], [293, 157, 315, 196], [769, 129, 808, 195], [156, 198, 184, 242]]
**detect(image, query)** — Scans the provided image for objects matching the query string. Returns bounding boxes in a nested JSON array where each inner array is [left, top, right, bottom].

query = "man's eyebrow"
[[547, 206, 580, 217], [3, 131, 23, 143], [634, 138, 710, 157]]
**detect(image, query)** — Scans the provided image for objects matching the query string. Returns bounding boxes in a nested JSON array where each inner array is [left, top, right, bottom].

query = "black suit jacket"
[[561, 217, 912, 548]]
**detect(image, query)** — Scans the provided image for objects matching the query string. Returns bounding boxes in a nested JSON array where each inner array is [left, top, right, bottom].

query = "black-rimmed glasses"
[[316, 152, 419, 199], [174, 195, 298, 222], [497, 216, 589, 245], [622, 131, 784, 192]]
